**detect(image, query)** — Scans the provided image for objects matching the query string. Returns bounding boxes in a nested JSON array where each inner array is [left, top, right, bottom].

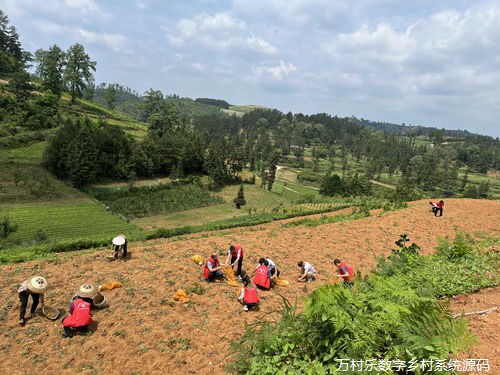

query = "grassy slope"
[[0, 97, 147, 250]]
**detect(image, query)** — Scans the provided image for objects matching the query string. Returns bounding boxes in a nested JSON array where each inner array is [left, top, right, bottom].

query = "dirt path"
[[0, 198, 498, 374]]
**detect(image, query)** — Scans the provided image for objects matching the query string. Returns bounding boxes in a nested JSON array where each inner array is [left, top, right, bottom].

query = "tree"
[[105, 84, 117, 110], [67, 120, 99, 187], [35, 44, 65, 97], [7, 69, 32, 101], [0, 10, 25, 73], [267, 151, 279, 191], [319, 173, 344, 196], [233, 184, 246, 209], [63, 43, 96, 103]]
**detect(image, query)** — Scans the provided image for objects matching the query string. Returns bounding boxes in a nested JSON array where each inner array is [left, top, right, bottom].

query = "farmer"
[[237, 275, 260, 311], [61, 284, 96, 338], [265, 258, 280, 286], [436, 200, 444, 217], [204, 252, 224, 282], [429, 201, 438, 215], [18, 276, 48, 326], [226, 244, 244, 279], [297, 261, 317, 283], [334, 259, 355, 287], [253, 259, 271, 290], [112, 234, 127, 259]]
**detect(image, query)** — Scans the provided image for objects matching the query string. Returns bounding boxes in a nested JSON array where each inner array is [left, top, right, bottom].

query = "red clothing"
[[337, 263, 355, 282], [437, 201, 444, 209], [253, 264, 271, 289], [204, 257, 220, 279], [63, 298, 93, 327], [243, 286, 260, 304], [230, 244, 244, 259]]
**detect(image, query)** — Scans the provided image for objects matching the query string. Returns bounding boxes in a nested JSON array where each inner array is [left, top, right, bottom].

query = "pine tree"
[[233, 184, 246, 209]]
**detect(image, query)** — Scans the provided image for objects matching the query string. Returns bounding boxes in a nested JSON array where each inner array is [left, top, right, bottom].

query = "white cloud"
[[167, 12, 276, 54], [64, 0, 100, 14], [254, 60, 297, 80], [76, 28, 127, 52]]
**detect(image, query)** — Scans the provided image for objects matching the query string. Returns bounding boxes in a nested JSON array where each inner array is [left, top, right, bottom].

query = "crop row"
[[0, 200, 142, 244]]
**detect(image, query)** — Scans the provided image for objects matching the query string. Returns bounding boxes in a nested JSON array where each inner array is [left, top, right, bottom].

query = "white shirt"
[[266, 259, 276, 272], [304, 262, 316, 275]]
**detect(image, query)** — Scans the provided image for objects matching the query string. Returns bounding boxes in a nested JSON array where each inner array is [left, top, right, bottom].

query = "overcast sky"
[[2, 0, 500, 137]]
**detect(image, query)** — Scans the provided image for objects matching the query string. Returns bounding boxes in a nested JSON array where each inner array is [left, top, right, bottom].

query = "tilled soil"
[[0, 198, 498, 375]]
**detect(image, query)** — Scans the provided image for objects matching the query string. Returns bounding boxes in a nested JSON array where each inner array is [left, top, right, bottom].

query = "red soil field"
[[0, 198, 498, 374]]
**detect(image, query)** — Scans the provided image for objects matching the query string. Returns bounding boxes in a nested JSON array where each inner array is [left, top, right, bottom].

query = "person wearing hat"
[[18, 276, 48, 326], [61, 284, 96, 338], [112, 234, 127, 259], [203, 252, 224, 282]]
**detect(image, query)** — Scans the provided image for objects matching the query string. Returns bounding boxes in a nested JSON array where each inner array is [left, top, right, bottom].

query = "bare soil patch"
[[0, 198, 498, 374]]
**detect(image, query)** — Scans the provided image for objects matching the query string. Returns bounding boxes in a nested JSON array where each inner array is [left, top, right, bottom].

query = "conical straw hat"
[[112, 235, 126, 246], [27, 276, 48, 293], [77, 284, 98, 298]]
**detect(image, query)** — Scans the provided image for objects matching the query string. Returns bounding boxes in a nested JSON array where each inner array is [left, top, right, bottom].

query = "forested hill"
[[1, 7, 499, 202]]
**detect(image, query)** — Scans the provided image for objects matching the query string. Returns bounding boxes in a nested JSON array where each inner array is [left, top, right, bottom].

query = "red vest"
[[243, 286, 260, 304], [63, 299, 93, 327], [337, 263, 355, 282], [253, 264, 270, 289], [230, 245, 244, 259], [204, 257, 220, 279]]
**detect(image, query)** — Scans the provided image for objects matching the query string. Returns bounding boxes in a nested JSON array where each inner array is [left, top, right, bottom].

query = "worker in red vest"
[[253, 260, 271, 290], [237, 275, 260, 311], [334, 259, 355, 287], [204, 253, 224, 282], [61, 295, 94, 338], [436, 200, 444, 217], [226, 244, 244, 279]]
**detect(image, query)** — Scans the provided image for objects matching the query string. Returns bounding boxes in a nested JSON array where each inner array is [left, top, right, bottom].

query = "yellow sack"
[[99, 281, 123, 291], [225, 266, 238, 287], [274, 277, 289, 287], [173, 289, 190, 303], [191, 254, 204, 265]]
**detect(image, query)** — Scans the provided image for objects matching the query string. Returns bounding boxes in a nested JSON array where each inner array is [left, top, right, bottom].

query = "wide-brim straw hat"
[[27, 276, 48, 293], [77, 284, 98, 298], [112, 235, 126, 246]]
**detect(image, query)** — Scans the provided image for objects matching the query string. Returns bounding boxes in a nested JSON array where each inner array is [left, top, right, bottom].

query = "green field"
[[0, 198, 143, 247]]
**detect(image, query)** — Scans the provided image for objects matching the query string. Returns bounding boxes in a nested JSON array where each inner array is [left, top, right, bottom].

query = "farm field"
[[0, 198, 498, 374], [0, 198, 143, 247]]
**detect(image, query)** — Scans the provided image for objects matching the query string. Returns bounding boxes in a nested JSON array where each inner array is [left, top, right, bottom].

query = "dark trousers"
[[206, 270, 224, 282], [231, 256, 243, 277], [19, 292, 39, 320], [435, 208, 443, 217], [63, 325, 88, 337], [114, 243, 127, 258]]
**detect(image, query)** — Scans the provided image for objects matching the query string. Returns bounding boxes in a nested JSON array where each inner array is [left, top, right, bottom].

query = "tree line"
[[2, 9, 499, 199]]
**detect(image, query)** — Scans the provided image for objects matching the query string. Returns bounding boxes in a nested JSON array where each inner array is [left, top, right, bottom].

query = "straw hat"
[[27, 276, 48, 293], [77, 284, 98, 298], [112, 235, 126, 246]]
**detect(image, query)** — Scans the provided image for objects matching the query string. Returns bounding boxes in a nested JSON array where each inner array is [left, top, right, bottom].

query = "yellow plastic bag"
[[173, 289, 190, 303], [191, 254, 204, 265], [225, 266, 239, 287], [274, 277, 289, 287], [99, 281, 123, 291]]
